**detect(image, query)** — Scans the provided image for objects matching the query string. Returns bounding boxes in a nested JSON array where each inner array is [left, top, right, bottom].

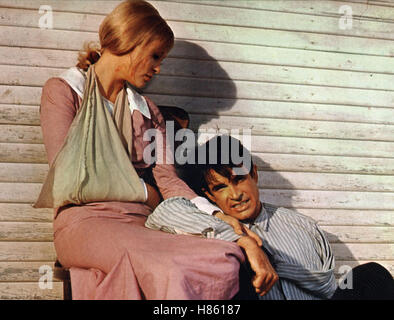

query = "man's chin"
[[228, 208, 258, 222]]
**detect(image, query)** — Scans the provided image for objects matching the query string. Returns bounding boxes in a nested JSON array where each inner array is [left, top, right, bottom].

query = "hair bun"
[[76, 41, 101, 71]]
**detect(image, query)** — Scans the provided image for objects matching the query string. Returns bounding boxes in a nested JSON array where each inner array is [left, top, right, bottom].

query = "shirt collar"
[[243, 202, 270, 231], [59, 67, 151, 119], [125, 82, 151, 119]]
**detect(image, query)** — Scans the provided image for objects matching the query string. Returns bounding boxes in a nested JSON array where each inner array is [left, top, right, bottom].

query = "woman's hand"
[[145, 183, 161, 210], [237, 236, 278, 297], [214, 211, 262, 246]]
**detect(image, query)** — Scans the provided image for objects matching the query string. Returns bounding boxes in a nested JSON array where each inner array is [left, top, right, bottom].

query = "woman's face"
[[122, 39, 169, 88]]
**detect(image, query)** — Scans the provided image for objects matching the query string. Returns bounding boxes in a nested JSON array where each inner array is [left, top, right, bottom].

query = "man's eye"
[[212, 184, 226, 192], [233, 175, 247, 184], [153, 54, 160, 60]]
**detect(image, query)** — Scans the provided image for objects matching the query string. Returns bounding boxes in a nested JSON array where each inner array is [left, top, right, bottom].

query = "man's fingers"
[[243, 226, 262, 246], [253, 272, 278, 297], [221, 215, 244, 235], [253, 273, 269, 291], [252, 274, 265, 292], [232, 222, 244, 235], [259, 274, 279, 297]]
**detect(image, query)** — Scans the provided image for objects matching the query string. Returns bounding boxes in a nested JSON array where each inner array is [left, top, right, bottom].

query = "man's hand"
[[214, 211, 262, 246], [237, 236, 278, 297]]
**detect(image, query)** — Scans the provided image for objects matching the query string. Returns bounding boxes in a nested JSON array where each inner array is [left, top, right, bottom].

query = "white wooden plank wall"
[[0, 0, 393, 299]]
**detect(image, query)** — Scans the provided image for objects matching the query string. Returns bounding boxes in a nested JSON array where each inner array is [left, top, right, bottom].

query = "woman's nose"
[[153, 64, 161, 74]]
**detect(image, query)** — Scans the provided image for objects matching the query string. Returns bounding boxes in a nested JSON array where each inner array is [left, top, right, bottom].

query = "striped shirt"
[[145, 197, 337, 300]]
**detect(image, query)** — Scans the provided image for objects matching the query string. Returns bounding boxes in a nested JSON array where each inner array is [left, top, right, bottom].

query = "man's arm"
[[237, 236, 278, 296], [145, 196, 278, 295], [145, 196, 242, 242]]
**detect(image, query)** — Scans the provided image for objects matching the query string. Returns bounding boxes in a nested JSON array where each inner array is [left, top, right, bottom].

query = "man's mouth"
[[232, 199, 250, 211], [144, 74, 153, 82]]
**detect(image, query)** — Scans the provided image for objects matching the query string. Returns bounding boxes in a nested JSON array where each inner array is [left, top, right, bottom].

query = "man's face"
[[204, 166, 261, 221]]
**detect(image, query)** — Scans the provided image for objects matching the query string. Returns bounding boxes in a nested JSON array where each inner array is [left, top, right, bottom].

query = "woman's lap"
[[53, 205, 244, 299]]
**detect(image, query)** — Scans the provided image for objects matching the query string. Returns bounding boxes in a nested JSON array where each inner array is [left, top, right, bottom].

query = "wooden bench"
[[53, 259, 72, 300]]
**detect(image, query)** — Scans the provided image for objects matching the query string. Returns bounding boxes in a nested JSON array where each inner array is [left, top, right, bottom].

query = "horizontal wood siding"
[[0, 0, 393, 299]]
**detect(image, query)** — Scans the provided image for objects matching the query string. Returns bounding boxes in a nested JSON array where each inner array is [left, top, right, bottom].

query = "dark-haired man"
[[146, 135, 336, 299], [146, 135, 393, 300]]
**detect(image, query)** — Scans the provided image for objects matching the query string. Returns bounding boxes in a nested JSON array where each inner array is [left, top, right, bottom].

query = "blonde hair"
[[76, 0, 174, 71]]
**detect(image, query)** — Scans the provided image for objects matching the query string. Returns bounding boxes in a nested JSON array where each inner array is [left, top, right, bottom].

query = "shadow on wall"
[[144, 40, 356, 274], [255, 158, 357, 276], [144, 40, 237, 129]]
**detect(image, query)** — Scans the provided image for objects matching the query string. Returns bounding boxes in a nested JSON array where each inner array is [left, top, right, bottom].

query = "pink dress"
[[40, 77, 244, 299]]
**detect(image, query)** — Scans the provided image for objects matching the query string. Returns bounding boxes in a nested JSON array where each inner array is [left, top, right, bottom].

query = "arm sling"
[[34, 66, 146, 208]]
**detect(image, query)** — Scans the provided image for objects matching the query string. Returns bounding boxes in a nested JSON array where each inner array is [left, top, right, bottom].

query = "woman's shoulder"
[[41, 76, 82, 116], [42, 77, 76, 101], [42, 67, 85, 105], [56, 67, 86, 98], [45, 67, 85, 95]]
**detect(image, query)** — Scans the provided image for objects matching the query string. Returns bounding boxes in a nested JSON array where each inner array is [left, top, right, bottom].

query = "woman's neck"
[[93, 53, 125, 103]]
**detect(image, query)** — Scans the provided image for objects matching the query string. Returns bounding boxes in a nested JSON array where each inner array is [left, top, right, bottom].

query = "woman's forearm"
[[145, 183, 161, 210]]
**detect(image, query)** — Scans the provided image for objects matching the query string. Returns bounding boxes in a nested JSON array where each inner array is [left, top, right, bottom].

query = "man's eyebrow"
[[231, 174, 247, 183]]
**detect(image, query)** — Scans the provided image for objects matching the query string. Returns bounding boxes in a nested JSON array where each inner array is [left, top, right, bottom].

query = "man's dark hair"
[[179, 135, 254, 196]]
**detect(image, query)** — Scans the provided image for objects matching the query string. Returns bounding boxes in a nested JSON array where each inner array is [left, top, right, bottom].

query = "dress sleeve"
[[40, 77, 79, 166]]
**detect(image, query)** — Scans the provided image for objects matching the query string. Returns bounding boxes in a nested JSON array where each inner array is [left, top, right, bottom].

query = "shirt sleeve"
[[145, 197, 241, 242], [272, 222, 337, 299]]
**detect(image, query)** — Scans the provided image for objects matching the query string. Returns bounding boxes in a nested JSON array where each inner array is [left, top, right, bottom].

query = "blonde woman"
[[38, 0, 258, 299]]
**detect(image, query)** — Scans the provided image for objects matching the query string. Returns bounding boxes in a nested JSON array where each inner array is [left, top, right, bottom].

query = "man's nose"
[[228, 185, 243, 200]]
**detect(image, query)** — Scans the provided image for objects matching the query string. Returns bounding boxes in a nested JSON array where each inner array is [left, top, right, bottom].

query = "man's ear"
[[252, 164, 258, 183]]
